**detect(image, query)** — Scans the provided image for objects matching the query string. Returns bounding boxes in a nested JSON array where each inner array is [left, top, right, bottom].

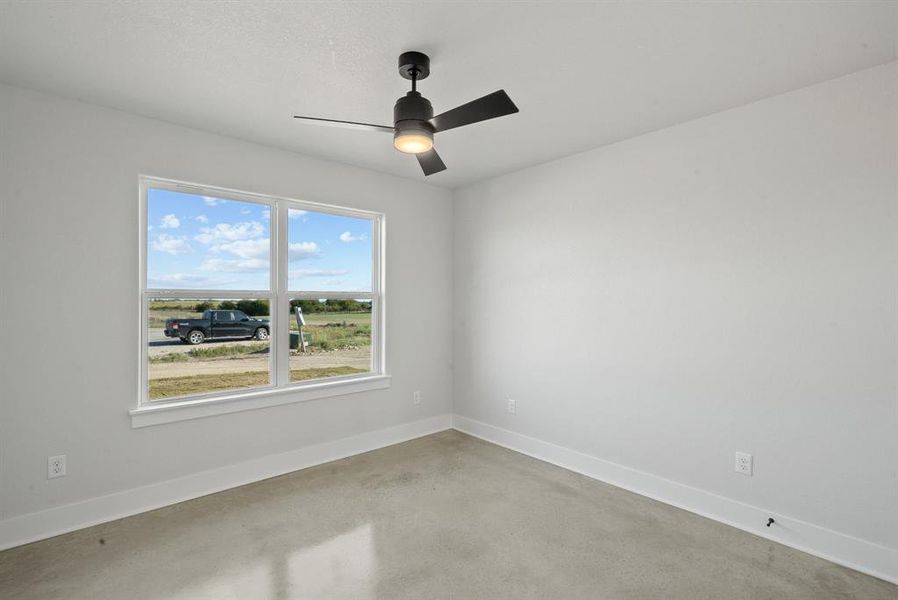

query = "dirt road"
[[148, 347, 371, 378]]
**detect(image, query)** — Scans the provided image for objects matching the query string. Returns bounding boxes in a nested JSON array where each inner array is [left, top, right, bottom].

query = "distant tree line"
[[289, 299, 372, 313], [193, 299, 371, 316], [193, 300, 270, 316]]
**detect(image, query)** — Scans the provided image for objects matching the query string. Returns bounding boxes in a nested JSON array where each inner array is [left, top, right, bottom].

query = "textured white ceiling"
[[1, 2, 896, 188]]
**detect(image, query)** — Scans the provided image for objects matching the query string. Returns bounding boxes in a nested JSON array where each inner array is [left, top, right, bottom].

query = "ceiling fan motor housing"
[[393, 91, 435, 148]]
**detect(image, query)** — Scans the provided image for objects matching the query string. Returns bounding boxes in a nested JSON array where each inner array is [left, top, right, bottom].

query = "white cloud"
[[195, 215, 209, 224], [339, 231, 366, 243], [146, 273, 218, 288], [288, 241, 320, 260], [203, 196, 225, 206], [160, 214, 180, 229], [289, 210, 307, 220], [290, 268, 349, 278], [240, 208, 251, 215], [195, 221, 265, 244], [262, 209, 271, 221], [210, 238, 270, 259], [151, 234, 192, 255], [200, 258, 269, 273]]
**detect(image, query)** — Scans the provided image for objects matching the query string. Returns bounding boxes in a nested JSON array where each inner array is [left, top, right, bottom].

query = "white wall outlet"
[[735, 452, 753, 476], [48, 455, 66, 479], [413, 390, 422, 405], [507, 398, 516, 415]]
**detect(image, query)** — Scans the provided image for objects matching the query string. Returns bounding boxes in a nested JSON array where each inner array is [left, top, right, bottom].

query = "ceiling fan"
[[293, 51, 519, 176]]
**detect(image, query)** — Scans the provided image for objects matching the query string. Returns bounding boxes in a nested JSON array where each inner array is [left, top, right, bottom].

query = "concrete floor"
[[1, 431, 895, 599]]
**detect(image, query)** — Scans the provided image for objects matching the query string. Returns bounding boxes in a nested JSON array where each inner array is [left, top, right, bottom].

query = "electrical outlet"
[[413, 390, 421, 405], [507, 398, 516, 415], [735, 452, 753, 476], [48, 455, 66, 479]]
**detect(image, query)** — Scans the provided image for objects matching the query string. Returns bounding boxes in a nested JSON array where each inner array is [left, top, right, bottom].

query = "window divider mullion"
[[275, 200, 290, 387]]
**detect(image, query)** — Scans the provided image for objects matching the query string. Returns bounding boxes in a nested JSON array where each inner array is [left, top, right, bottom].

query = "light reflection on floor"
[[285, 524, 375, 598], [162, 524, 375, 600]]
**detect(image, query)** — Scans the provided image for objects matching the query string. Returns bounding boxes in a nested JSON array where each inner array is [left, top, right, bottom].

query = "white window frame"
[[132, 176, 388, 428]]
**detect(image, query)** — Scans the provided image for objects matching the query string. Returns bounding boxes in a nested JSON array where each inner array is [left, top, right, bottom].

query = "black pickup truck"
[[164, 310, 270, 345]]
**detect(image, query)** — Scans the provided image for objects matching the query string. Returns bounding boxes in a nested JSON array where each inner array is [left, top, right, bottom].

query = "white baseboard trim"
[[0, 414, 452, 551], [451, 414, 898, 585]]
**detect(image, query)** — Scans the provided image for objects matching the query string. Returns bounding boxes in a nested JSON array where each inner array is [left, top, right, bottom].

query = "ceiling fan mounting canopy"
[[397, 51, 430, 81], [293, 51, 519, 176]]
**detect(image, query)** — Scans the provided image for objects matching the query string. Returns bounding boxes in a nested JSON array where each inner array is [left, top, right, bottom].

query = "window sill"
[[130, 374, 391, 428]]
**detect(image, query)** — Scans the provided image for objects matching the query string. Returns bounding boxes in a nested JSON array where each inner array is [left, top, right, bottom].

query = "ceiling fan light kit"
[[393, 128, 433, 154], [293, 51, 519, 176]]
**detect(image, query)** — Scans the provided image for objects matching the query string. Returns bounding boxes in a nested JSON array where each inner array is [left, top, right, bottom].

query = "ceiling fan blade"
[[416, 148, 447, 176], [293, 115, 394, 134], [430, 90, 519, 133]]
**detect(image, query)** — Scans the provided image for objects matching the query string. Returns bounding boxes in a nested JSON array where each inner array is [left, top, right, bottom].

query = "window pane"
[[288, 299, 372, 382], [148, 298, 272, 401], [287, 208, 372, 292], [147, 189, 271, 290]]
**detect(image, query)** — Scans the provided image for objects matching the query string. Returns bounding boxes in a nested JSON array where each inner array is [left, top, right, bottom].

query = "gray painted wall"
[[0, 84, 454, 520], [453, 63, 897, 550]]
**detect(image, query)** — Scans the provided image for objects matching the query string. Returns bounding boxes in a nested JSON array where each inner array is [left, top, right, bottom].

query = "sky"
[[147, 189, 372, 292]]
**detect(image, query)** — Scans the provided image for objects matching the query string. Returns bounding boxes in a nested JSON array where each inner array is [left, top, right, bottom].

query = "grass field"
[[148, 300, 202, 311], [149, 366, 366, 400], [148, 311, 201, 328], [301, 322, 370, 350], [148, 300, 202, 327], [297, 311, 371, 325]]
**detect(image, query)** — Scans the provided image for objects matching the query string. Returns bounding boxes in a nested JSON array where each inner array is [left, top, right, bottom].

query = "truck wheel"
[[254, 327, 270, 341], [186, 330, 205, 345]]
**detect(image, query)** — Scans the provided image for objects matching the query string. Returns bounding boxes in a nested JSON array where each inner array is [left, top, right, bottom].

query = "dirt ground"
[[148, 347, 371, 378]]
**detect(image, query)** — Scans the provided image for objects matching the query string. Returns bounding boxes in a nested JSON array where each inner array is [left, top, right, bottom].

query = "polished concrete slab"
[[0, 430, 895, 599]]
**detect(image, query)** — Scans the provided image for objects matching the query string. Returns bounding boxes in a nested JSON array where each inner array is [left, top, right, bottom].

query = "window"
[[139, 177, 384, 415], [286, 207, 375, 383]]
